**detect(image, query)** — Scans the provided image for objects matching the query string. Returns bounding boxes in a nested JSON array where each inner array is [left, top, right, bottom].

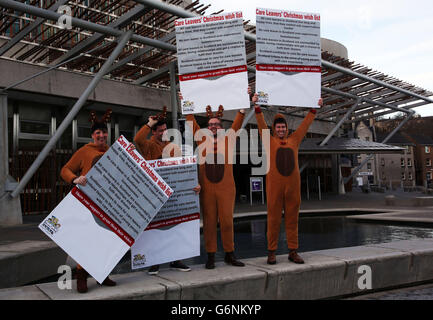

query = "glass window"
[[407, 159, 412, 167], [367, 163, 372, 170], [381, 158, 385, 166], [401, 158, 405, 167], [426, 146, 431, 154], [401, 172, 406, 180], [427, 159, 432, 167]]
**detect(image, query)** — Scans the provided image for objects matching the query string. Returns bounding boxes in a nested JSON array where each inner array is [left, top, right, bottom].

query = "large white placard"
[[255, 8, 321, 108], [39, 136, 172, 283], [131, 156, 200, 269], [175, 12, 249, 114]]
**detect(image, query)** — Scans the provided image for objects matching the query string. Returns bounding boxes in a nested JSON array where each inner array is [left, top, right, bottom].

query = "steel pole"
[[132, 0, 257, 42], [343, 109, 415, 185], [319, 98, 361, 146], [10, 30, 133, 198], [0, 0, 176, 52], [322, 60, 433, 105], [169, 61, 178, 130]]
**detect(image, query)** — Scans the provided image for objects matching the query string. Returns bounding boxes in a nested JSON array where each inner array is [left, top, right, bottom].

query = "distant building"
[[354, 120, 376, 186], [375, 132, 416, 189], [402, 133, 433, 187], [375, 117, 433, 188]]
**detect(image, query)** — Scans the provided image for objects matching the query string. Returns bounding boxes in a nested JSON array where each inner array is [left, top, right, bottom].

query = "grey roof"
[[299, 137, 405, 154], [404, 134, 433, 146], [375, 132, 415, 146]]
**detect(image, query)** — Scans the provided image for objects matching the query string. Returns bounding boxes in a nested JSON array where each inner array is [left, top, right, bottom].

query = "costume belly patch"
[[205, 153, 225, 183], [276, 147, 295, 176]]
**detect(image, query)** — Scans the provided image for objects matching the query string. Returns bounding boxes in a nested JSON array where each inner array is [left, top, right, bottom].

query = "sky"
[[197, 0, 433, 117]]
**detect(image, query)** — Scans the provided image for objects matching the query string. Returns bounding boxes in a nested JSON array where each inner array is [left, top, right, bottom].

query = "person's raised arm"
[[253, 93, 269, 139], [290, 98, 323, 145], [134, 116, 158, 156]]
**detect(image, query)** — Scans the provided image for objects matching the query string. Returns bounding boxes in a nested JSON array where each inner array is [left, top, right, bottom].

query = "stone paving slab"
[[312, 245, 416, 294], [0, 240, 67, 289], [2, 240, 432, 300], [151, 262, 276, 300], [244, 253, 350, 300], [36, 270, 181, 300], [0, 285, 49, 300]]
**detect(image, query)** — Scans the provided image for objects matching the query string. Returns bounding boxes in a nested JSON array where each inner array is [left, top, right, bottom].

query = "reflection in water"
[[112, 216, 433, 274]]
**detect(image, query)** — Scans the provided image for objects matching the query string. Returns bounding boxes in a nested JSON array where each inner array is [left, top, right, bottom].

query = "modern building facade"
[[1, 0, 432, 224]]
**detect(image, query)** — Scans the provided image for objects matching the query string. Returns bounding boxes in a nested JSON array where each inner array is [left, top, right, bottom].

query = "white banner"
[[255, 8, 321, 108], [175, 12, 250, 114], [131, 156, 200, 269], [39, 136, 172, 283]]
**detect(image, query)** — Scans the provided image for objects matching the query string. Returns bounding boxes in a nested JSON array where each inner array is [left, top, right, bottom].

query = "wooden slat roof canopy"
[[1, 0, 431, 124]]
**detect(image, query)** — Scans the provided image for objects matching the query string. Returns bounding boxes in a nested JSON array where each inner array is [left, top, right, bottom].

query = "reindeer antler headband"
[[151, 106, 168, 122], [205, 105, 224, 119], [89, 109, 112, 133]]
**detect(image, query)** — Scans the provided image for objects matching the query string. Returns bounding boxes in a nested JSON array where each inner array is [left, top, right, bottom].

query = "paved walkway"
[[1, 188, 432, 294]]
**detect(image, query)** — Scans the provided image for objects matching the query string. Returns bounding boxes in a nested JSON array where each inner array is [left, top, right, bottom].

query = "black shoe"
[[206, 253, 215, 269], [148, 265, 159, 275], [224, 252, 245, 267], [169, 260, 191, 272]]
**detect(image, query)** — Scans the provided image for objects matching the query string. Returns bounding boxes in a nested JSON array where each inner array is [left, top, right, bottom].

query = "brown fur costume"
[[134, 107, 181, 159], [186, 107, 244, 253], [255, 107, 316, 251], [61, 109, 111, 183], [60, 109, 111, 274]]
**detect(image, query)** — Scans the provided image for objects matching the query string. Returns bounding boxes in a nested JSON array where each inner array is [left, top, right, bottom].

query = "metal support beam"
[[241, 109, 256, 130], [52, 4, 150, 65], [319, 98, 361, 146], [10, 30, 133, 198], [2, 43, 113, 92], [133, 0, 257, 42], [107, 32, 176, 75], [0, 0, 70, 56], [0, 93, 22, 224], [169, 61, 178, 130], [343, 109, 415, 185], [0, 0, 176, 52], [134, 64, 170, 84], [322, 60, 433, 105]]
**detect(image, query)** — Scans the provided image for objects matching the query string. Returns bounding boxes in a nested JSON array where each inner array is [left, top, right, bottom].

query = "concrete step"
[[0, 240, 67, 289], [1, 239, 432, 300]]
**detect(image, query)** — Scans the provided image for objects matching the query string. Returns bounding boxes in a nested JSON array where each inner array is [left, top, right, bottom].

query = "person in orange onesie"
[[253, 94, 322, 265], [134, 108, 200, 275], [60, 109, 116, 293], [184, 102, 246, 269]]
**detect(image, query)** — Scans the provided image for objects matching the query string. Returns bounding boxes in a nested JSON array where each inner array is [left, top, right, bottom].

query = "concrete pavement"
[[1, 188, 433, 298], [1, 239, 433, 300]]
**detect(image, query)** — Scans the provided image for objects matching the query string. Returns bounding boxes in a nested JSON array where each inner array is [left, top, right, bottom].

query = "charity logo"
[[133, 254, 146, 267], [47, 216, 61, 229], [42, 215, 61, 235], [257, 91, 269, 104], [182, 100, 195, 112]]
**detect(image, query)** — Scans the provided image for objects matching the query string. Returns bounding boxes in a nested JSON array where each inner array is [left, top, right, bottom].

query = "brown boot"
[[224, 252, 245, 267], [101, 276, 116, 287], [267, 250, 276, 265], [288, 250, 304, 264], [205, 253, 215, 269], [76, 268, 88, 293]]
